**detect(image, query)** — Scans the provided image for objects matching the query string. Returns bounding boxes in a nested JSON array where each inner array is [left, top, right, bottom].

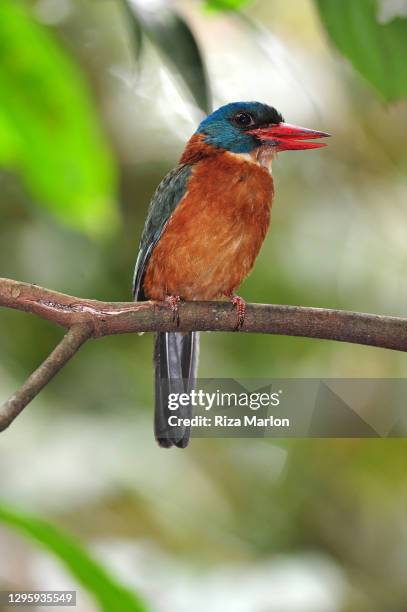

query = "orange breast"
[[143, 152, 274, 301]]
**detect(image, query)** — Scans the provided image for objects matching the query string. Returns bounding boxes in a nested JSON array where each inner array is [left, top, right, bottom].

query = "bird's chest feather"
[[144, 153, 274, 300]]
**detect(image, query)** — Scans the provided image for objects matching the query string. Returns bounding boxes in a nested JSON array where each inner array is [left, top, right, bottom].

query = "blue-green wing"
[[133, 163, 192, 300]]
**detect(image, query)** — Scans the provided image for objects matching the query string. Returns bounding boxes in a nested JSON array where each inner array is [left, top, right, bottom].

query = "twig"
[[0, 323, 92, 432]]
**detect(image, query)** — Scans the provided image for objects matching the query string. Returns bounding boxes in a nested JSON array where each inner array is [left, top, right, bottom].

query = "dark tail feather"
[[154, 331, 199, 448]]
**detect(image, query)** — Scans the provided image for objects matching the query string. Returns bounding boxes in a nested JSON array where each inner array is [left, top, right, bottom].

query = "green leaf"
[[123, 0, 211, 113], [204, 0, 253, 11], [120, 0, 144, 61], [315, 0, 407, 101], [0, 0, 118, 236], [0, 504, 148, 612]]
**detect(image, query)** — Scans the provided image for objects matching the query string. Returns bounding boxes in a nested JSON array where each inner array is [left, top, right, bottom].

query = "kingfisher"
[[133, 101, 330, 448]]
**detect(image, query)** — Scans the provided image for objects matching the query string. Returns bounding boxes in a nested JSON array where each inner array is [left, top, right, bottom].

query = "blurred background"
[[0, 0, 407, 610]]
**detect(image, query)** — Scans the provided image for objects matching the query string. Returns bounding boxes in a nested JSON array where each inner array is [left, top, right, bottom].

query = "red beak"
[[248, 122, 331, 151]]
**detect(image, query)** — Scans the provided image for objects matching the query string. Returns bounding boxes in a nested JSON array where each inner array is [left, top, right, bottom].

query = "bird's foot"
[[229, 294, 246, 330], [166, 295, 181, 326]]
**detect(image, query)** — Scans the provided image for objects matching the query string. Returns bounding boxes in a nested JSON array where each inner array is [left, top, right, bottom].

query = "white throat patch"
[[227, 146, 276, 174]]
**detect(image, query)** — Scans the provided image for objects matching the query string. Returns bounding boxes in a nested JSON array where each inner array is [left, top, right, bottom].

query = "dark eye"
[[233, 112, 255, 127]]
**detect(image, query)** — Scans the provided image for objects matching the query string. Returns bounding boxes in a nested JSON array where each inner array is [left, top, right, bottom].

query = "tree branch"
[[0, 323, 92, 432], [1, 277, 406, 350], [1, 276, 407, 431]]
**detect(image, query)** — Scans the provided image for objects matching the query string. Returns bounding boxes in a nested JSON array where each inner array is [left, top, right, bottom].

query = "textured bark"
[[1, 277, 406, 350], [1, 276, 407, 432]]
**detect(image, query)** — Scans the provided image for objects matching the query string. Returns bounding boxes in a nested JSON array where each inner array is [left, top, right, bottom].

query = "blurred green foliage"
[[208, 0, 407, 102], [124, 0, 211, 113], [0, 504, 148, 612], [316, 0, 407, 101], [204, 0, 253, 11], [0, 0, 117, 237], [0, 1, 407, 611]]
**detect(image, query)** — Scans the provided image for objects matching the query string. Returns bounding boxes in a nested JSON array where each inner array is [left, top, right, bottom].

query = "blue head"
[[196, 101, 330, 154], [196, 101, 284, 153]]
